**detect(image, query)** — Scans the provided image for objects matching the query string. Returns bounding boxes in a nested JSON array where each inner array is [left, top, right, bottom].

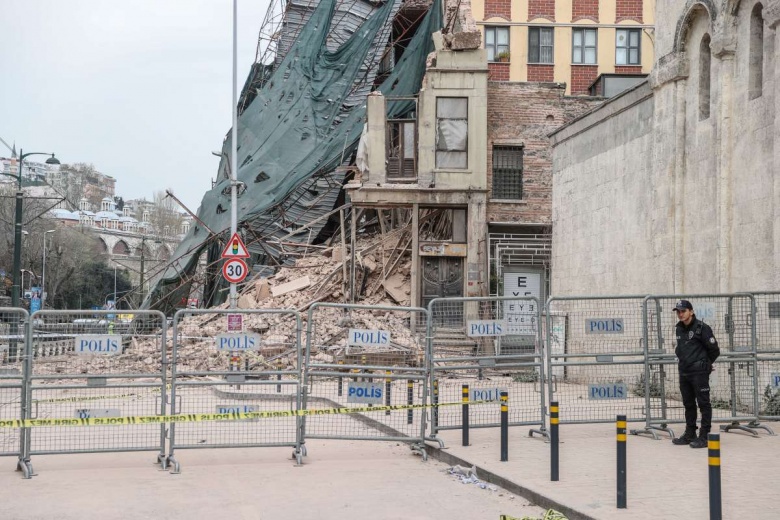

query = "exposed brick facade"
[[570, 65, 599, 95], [527, 64, 555, 82], [614, 65, 643, 74], [484, 0, 511, 20], [528, 0, 555, 21], [616, 0, 643, 22], [572, 0, 599, 22], [486, 82, 602, 223], [488, 62, 510, 81]]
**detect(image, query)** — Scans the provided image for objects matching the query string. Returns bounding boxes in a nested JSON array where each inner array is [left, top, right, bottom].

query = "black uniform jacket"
[[675, 317, 720, 375]]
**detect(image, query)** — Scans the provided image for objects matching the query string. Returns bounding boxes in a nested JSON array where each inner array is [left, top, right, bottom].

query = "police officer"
[[671, 300, 720, 449]]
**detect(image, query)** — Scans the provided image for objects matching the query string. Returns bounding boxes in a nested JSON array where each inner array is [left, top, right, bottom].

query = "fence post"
[[550, 401, 559, 481], [617, 414, 627, 509], [407, 380, 414, 424], [708, 433, 722, 520], [500, 391, 508, 461], [337, 360, 344, 396], [462, 384, 469, 446], [385, 371, 392, 416]]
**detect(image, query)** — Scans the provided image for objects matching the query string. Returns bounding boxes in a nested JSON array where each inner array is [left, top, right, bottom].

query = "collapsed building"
[[143, 0, 603, 348]]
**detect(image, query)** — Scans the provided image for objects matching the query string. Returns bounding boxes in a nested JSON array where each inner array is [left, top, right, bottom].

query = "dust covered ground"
[[0, 440, 546, 520]]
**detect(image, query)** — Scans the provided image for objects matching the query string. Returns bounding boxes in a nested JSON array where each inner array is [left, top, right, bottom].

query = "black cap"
[[673, 299, 693, 311]]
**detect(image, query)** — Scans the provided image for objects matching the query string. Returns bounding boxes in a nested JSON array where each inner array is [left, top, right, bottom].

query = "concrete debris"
[[271, 276, 311, 297]]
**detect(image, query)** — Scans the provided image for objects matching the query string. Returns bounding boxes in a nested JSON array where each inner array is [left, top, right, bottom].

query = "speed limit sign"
[[222, 258, 248, 283]]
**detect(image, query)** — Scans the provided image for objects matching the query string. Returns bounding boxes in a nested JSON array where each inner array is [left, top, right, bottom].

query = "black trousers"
[[679, 371, 712, 435]]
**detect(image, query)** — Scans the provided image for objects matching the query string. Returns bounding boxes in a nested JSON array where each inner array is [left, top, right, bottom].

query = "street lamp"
[[41, 229, 56, 309], [0, 149, 60, 308]]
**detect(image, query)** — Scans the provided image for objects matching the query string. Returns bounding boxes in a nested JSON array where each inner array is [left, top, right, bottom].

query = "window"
[[573, 28, 597, 64], [616, 29, 641, 65], [485, 27, 509, 62], [699, 34, 711, 120], [529, 27, 554, 64], [436, 98, 468, 169], [749, 4, 764, 99], [492, 146, 524, 200]]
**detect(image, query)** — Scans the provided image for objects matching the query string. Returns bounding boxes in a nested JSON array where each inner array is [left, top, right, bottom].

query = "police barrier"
[[753, 292, 780, 421], [302, 303, 428, 458], [545, 296, 649, 428], [25, 309, 168, 472], [167, 309, 303, 470], [0, 308, 30, 477], [427, 297, 546, 445], [636, 294, 774, 438]]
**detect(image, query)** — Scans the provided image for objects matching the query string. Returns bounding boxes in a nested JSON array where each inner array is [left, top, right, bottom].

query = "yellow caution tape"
[[0, 400, 491, 428], [32, 393, 142, 404]]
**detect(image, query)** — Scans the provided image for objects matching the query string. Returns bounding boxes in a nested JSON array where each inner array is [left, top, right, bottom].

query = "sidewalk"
[[430, 422, 779, 520]]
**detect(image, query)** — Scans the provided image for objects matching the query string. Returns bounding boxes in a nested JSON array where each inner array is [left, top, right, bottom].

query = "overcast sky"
[[1, 0, 270, 210]]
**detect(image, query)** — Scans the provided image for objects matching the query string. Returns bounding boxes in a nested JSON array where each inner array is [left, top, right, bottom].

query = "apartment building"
[[472, 0, 655, 94]]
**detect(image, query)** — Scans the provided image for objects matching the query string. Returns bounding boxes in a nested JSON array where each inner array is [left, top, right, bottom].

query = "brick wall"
[[616, 0, 643, 22], [486, 82, 602, 223], [488, 63, 510, 81], [527, 64, 554, 82], [572, 0, 599, 22], [528, 0, 555, 20], [484, 0, 511, 20], [614, 65, 643, 74], [570, 65, 599, 95]]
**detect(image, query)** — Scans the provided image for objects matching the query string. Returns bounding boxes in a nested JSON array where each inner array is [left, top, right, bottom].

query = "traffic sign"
[[221, 232, 250, 259], [222, 258, 248, 284]]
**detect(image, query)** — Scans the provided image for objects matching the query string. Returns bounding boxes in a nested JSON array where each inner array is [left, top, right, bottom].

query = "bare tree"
[[149, 190, 183, 238]]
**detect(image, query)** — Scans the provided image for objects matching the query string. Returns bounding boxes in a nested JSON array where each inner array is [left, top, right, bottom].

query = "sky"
[[0, 0, 271, 211]]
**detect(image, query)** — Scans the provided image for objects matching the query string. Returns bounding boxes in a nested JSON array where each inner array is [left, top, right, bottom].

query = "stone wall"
[[550, 0, 780, 295]]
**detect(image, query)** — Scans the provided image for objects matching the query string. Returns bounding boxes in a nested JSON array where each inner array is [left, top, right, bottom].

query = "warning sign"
[[220, 232, 250, 259]]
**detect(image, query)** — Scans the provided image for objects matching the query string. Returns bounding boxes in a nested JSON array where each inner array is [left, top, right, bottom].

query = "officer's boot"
[[672, 429, 697, 445], [689, 433, 709, 449]]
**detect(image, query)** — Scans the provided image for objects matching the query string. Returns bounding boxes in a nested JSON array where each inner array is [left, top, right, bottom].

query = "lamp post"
[[41, 229, 56, 310], [2, 150, 61, 308]]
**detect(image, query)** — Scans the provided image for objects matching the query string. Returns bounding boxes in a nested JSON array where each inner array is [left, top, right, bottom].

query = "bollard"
[[337, 360, 344, 396], [407, 380, 414, 424], [500, 391, 508, 462], [616, 414, 627, 509], [550, 401, 559, 482], [708, 433, 722, 520], [462, 384, 470, 447], [385, 371, 391, 416], [433, 379, 439, 429]]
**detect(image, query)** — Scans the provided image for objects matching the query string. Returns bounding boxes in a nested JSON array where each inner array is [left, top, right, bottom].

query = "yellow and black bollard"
[[500, 391, 508, 462], [407, 380, 414, 424], [432, 379, 439, 429], [462, 384, 470, 446], [550, 401, 559, 481], [708, 433, 722, 520], [385, 371, 391, 416], [616, 414, 627, 509]]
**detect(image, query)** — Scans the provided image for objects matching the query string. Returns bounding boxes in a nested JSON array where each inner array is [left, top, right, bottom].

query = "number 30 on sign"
[[223, 258, 248, 283]]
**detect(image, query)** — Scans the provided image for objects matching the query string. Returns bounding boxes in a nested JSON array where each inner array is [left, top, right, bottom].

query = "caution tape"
[[31, 384, 170, 404], [0, 400, 491, 428]]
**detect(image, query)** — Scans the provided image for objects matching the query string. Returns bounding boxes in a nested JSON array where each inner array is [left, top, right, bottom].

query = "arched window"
[[749, 3, 764, 99], [699, 34, 711, 120]]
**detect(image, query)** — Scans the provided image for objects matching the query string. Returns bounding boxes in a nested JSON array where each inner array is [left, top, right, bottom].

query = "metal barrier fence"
[[636, 294, 774, 438], [302, 303, 429, 459], [427, 296, 546, 445], [0, 308, 30, 476], [545, 296, 650, 428], [167, 309, 303, 470], [25, 310, 168, 473], [753, 292, 780, 421]]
